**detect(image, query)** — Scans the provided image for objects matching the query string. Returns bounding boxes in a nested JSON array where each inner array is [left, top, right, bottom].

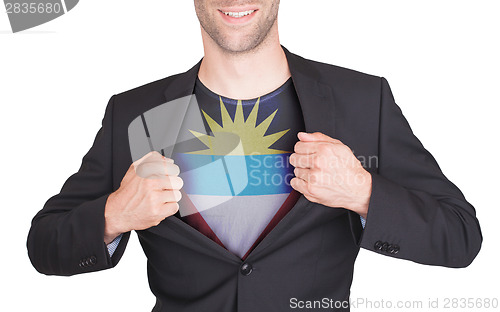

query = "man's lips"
[[218, 8, 258, 24]]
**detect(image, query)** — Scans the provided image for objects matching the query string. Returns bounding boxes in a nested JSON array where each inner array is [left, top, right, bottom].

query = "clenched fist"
[[289, 132, 372, 219], [104, 151, 184, 244]]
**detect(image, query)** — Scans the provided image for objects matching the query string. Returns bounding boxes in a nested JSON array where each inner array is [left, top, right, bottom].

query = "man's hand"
[[103, 151, 184, 244], [289, 132, 372, 219]]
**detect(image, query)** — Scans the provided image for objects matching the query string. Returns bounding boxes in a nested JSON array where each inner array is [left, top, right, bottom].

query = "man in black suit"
[[27, 1, 482, 311]]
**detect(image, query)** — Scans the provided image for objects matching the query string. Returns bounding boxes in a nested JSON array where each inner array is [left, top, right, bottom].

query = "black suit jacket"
[[27, 46, 482, 311]]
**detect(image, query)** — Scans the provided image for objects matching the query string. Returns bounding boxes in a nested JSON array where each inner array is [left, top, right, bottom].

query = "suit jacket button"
[[80, 259, 87, 267], [240, 263, 253, 276], [393, 245, 400, 254], [387, 244, 395, 254], [381, 242, 389, 252], [374, 241, 383, 250], [89, 256, 97, 265]]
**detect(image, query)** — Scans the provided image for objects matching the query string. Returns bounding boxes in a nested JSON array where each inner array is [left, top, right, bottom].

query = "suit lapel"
[[160, 60, 203, 158], [163, 59, 201, 102], [128, 61, 203, 162], [153, 46, 338, 261], [282, 45, 336, 136]]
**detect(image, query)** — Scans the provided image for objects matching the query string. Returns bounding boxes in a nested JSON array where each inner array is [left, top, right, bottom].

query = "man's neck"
[[197, 30, 291, 100]]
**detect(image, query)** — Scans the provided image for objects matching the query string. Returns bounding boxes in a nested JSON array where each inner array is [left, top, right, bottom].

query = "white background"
[[1, 0, 499, 311]]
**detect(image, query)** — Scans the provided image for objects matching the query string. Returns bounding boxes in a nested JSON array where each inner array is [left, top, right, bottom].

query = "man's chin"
[[220, 44, 259, 55], [215, 35, 268, 55]]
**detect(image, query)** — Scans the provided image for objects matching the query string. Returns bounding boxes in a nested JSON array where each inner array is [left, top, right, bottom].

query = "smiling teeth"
[[222, 10, 255, 18]]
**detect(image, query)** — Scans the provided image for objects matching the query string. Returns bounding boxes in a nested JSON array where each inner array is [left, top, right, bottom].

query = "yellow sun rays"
[[187, 97, 290, 155]]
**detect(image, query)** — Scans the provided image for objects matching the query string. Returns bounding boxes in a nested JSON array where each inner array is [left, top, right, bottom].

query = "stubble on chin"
[[195, 1, 280, 55]]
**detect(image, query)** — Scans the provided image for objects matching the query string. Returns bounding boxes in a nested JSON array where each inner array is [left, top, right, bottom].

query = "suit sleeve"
[[352, 77, 482, 268], [27, 95, 130, 276]]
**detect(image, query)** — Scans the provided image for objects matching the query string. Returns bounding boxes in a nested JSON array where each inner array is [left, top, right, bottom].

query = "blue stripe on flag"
[[174, 153, 294, 196]]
